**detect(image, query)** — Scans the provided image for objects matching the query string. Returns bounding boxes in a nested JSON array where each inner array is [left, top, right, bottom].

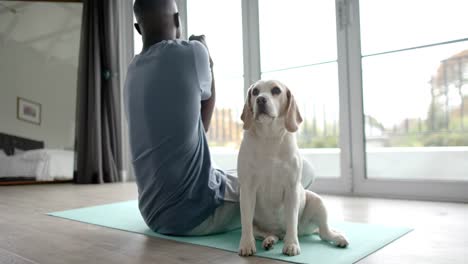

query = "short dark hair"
[[134, 0, 172, 21]]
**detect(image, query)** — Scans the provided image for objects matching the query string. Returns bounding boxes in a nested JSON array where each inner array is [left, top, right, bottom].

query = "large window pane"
[[133, 13, 142, 54], [361, 0, 468, 183], [188, 0, 244, 149], [259, 0, 337, 72], [262, 64, 339, 149], [360, 0, 468, 55], [263, 64, 340, 178], [260, 0, 340, 178], [363, 41, 468, 180]]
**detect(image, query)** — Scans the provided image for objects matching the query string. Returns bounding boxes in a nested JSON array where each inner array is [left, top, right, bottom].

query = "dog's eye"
[[271, 87, 281, 95], [252, 88, 259, 96]]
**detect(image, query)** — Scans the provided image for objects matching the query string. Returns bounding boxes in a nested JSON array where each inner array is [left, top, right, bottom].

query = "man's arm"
[[190, 34, 216, 132], [201, 67, 216, 132]]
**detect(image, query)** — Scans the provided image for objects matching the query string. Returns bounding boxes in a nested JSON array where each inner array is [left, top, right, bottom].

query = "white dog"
[[237, 80, 349, 257]]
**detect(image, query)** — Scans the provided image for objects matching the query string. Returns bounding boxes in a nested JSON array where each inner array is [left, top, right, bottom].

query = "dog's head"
[[241, 80, 303, 132]]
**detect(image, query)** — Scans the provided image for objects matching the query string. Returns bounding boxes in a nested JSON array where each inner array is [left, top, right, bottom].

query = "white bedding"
[[0, 149, 74, 181]]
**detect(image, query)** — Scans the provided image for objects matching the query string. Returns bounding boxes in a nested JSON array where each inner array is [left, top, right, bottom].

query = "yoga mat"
[[48, 200, 412, 264]]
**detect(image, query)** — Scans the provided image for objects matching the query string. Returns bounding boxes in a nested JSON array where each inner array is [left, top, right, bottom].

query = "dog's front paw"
[[282, 242, 301, 256], [238, 236, 256, 257]]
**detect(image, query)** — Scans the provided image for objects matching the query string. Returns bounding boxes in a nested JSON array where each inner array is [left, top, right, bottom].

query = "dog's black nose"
[[256, 96, 267, 105]]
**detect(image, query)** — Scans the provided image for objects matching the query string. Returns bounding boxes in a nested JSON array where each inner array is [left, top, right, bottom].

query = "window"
[[129, 0, 468, 201], [133, 12, 142, 54], [187, 0, 244, 150], [259, 0, 341, 178], [360, 0, 468, 181]]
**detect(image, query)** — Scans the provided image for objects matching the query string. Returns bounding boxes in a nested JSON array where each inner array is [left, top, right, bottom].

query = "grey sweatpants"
[[186, 158, 316, 235]]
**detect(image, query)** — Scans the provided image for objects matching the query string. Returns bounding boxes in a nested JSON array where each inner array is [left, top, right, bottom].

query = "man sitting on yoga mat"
[[124, 0, 315, 236]]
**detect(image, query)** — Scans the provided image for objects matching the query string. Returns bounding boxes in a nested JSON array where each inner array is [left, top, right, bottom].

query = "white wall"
[[0, 39, 78, 149]]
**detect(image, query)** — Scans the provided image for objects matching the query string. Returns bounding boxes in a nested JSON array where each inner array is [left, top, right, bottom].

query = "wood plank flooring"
[[0, 183, 467, 264]]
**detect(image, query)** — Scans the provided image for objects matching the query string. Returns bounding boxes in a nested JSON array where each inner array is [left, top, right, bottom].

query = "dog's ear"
[[285, 88, 303, 132], [241, 85, 254, 130]]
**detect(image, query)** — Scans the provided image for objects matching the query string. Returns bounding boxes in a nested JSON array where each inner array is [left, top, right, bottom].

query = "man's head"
[[134, 0, 181, 44]]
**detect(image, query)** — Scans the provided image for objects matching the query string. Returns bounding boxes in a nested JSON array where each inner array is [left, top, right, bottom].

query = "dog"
[[237, 80, 349, 257]]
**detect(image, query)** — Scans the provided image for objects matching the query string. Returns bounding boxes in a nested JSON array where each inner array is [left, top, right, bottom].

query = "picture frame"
[[17, 97, 41, 125]]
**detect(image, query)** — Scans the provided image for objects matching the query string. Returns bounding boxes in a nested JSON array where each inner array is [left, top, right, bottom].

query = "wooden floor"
[[0, 183, 467, 264]]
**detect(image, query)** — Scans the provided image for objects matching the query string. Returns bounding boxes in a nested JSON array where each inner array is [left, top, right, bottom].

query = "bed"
[[0, 133, 74, 185]]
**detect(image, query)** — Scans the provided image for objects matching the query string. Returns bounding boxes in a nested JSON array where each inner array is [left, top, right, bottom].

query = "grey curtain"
[[75, 0, 122, 183]]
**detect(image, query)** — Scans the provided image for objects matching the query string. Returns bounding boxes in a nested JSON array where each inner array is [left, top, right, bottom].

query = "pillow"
[[18, 149, 47, 161], [14, 148, 25, 155]]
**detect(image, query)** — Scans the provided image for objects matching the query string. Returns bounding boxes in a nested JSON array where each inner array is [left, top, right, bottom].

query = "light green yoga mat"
[[48, 200, 411, 264]]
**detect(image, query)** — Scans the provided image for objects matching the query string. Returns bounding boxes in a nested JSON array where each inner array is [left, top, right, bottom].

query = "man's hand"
[[189, 34, 214, 68], [189, 34, 208, 48]]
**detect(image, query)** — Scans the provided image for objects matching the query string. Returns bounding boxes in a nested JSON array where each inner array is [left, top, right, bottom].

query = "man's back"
[[124, 40, 225, 235]]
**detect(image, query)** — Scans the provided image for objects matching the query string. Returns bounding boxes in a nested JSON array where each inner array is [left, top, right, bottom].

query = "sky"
[[133, 0, 468, 129]]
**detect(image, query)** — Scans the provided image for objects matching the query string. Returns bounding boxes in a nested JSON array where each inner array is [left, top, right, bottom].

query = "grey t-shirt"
[[124, 40, 226, 235]]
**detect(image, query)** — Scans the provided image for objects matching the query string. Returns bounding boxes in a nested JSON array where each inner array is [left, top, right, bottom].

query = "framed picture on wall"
[[17, 97, 41, 125]]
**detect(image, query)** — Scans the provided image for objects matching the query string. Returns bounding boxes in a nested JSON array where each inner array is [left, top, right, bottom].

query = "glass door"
[[184, 0, 352, 192], [258, 0, 352, 192], [187, 0, 244, 170], [349, 0, 468, 201], [159, 0, 468, 201]]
